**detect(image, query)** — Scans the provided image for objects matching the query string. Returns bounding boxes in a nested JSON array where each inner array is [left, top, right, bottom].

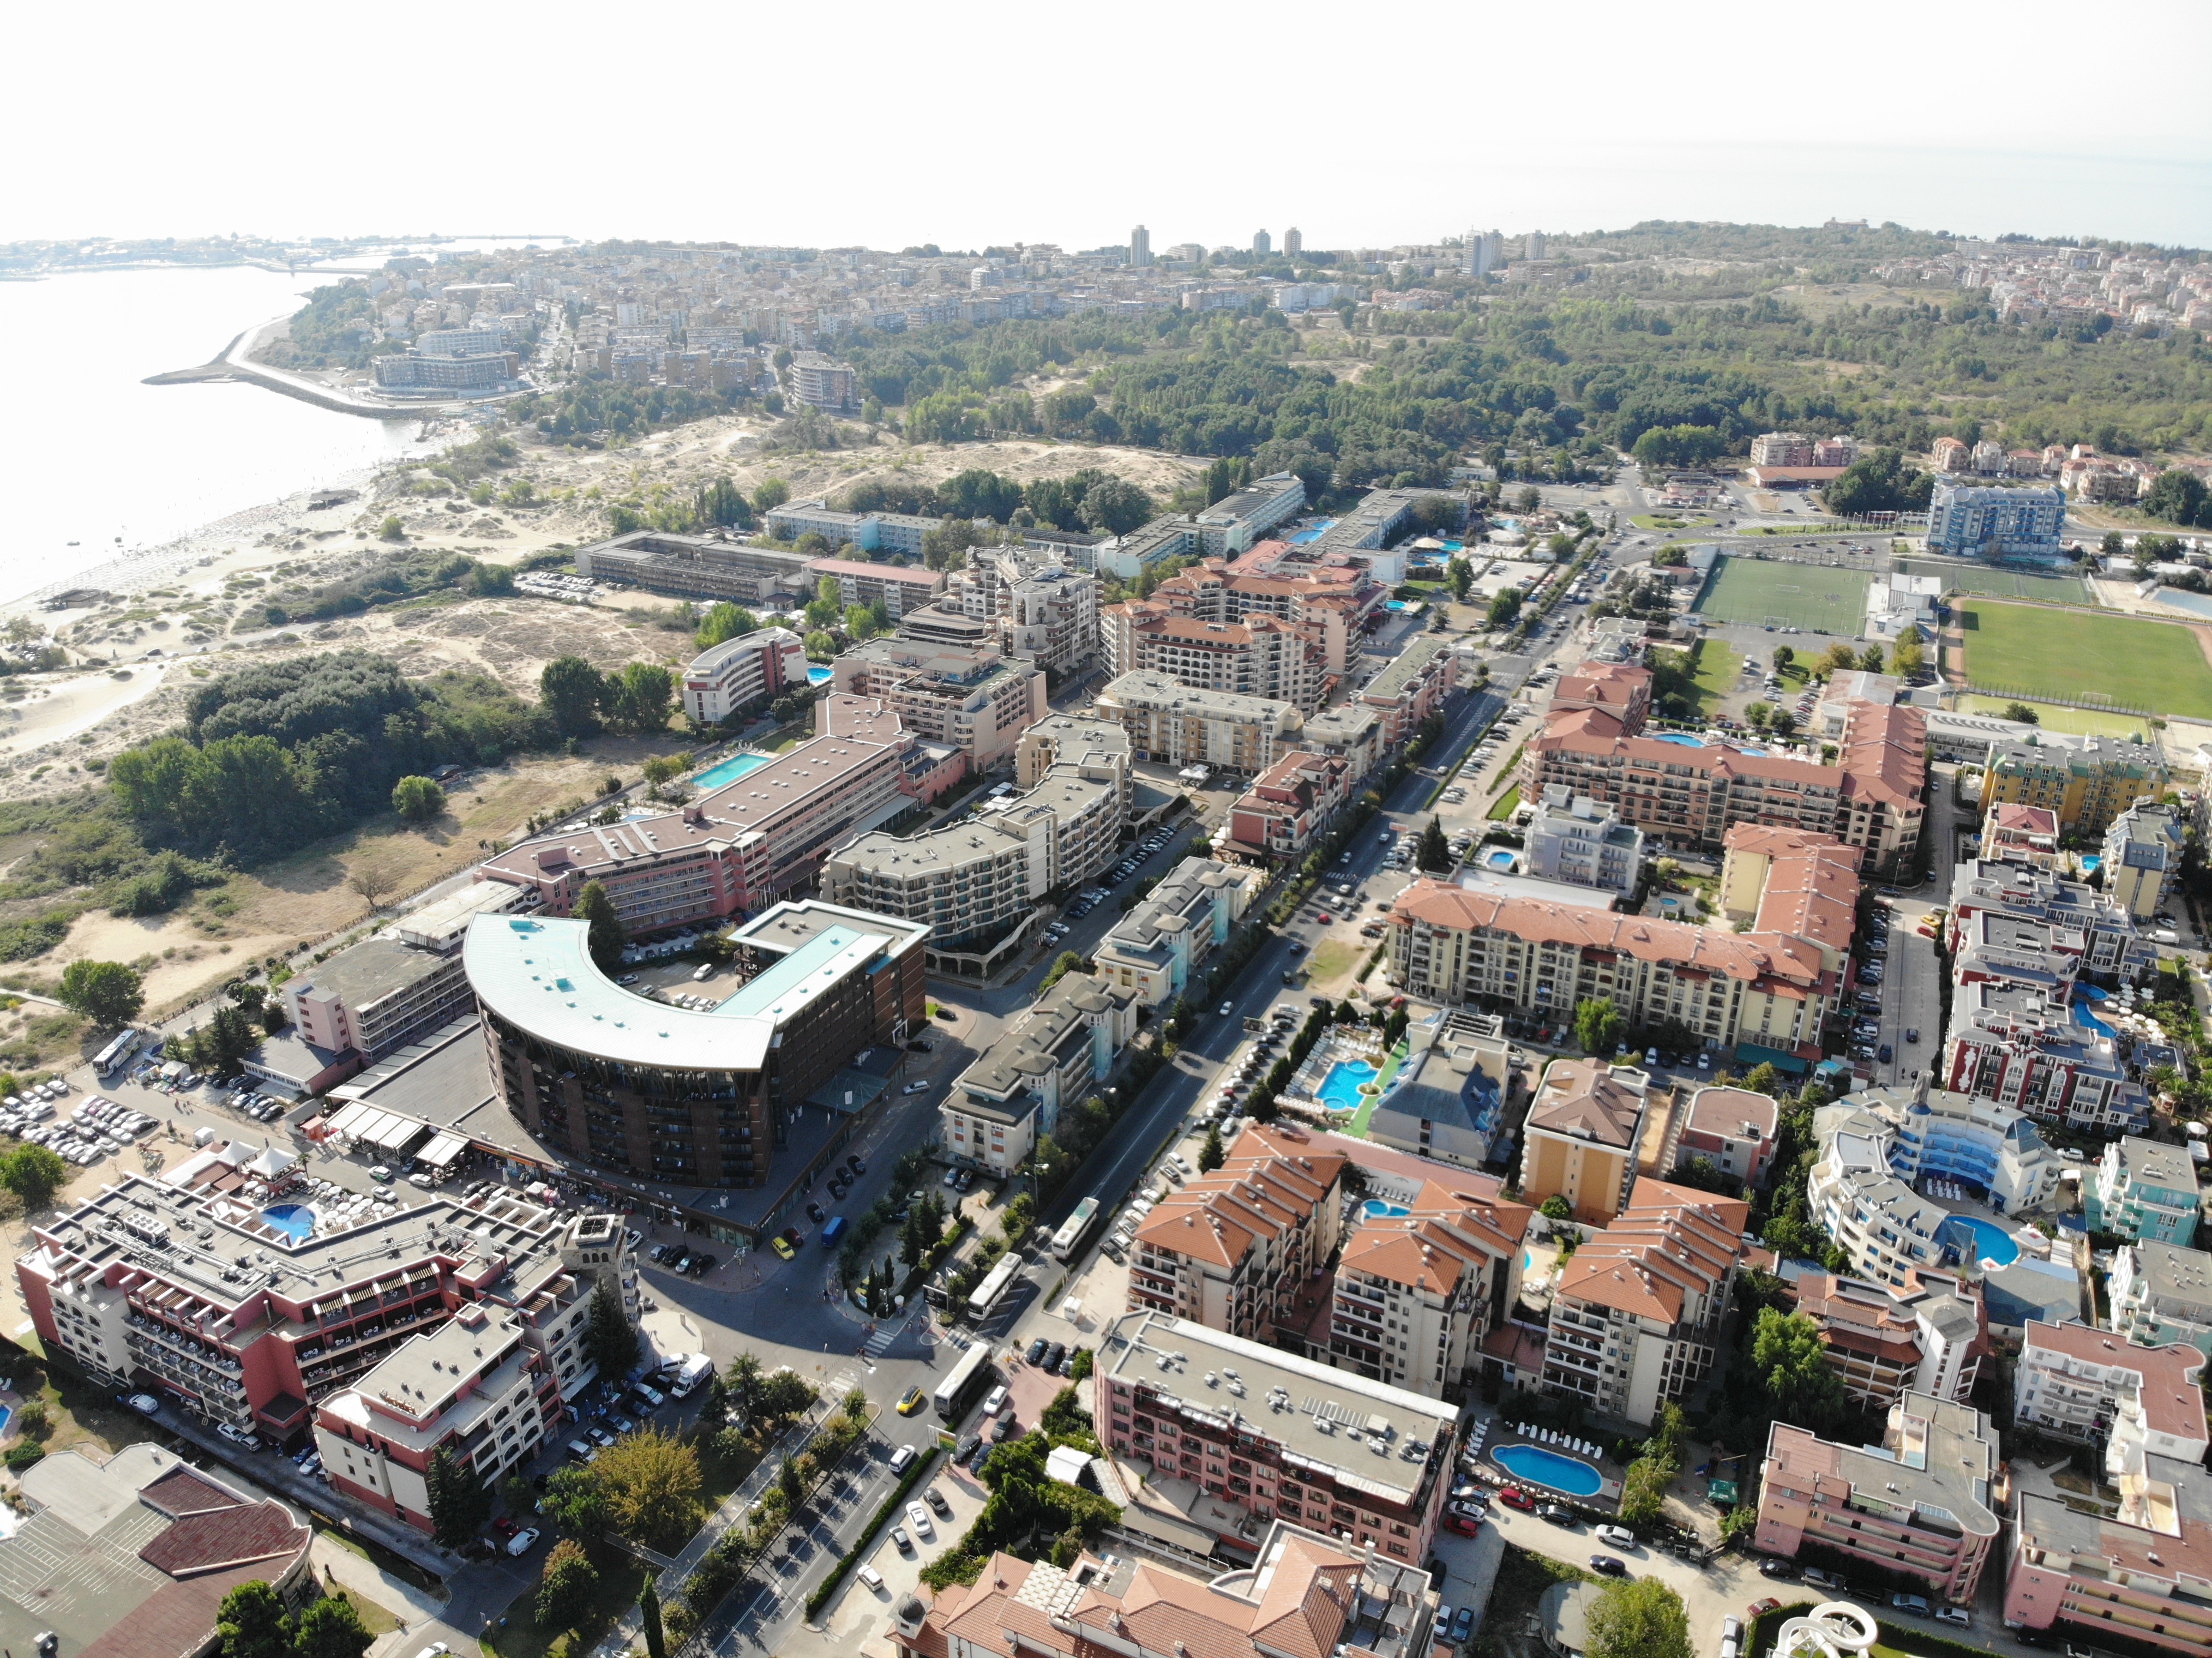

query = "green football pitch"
[[1691, 556, 1871, 635], [1959, 600, 2212, 720]]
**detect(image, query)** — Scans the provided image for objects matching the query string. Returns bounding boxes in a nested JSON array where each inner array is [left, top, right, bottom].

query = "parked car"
[[1595, 1524, 1634, 1549], [1538, 1503, 1578, 1525], [1589, 1555, 1627, 1577], [1746, 1599, 1782, 1619], [1758, 1557, 1799, 1579], [1497, 1487, 1537, 1512], [1934, 1608, 1971, 1627], [1889, 1594, 1932, 1616], [506, 1528, 542, 1556]]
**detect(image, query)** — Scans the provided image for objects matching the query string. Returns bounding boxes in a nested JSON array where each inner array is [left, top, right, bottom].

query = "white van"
[[671, 1354, 714, 1398], [889, 1444, 918, 1475], [981, 1385, 1009, 1419]]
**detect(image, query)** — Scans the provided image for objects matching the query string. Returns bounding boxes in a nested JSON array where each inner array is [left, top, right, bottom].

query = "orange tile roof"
[[1838, 701, 1928, 808], [2024, 1320, 2208, 1439]]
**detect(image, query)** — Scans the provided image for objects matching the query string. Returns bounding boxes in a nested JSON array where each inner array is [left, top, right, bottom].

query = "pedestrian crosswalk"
[[861, 1324, 898, 1356]]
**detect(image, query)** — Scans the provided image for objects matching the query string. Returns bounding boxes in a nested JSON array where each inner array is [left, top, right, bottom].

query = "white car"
[[506, 1528, 542, 1556], [1596, 1524, 1635, 1549], [902, 1081, 932, 1095], [906, 1500, 934, 1538], [1219, 1001, 1233, 1017]]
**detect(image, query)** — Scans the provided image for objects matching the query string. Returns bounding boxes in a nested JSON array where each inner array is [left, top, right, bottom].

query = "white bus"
[[965, 1254, 1022, 1324], [94, 1028, 143, 1077], [1049, 1197, 1101, 1262], [933, 1340, 995, 1422]]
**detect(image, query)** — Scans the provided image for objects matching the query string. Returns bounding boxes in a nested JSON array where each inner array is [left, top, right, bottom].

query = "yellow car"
[[770, 1236, 796, 1261], [897, 1386, 928, 1416]]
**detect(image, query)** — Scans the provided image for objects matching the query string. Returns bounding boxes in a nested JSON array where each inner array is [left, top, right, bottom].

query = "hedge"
[[804, 1446, 939, 1618]]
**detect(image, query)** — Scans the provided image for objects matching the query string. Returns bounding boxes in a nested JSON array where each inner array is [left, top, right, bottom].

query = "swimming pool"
[[1650, 733, 1706, 747], [2073, 984, 2117, 1039], [1484, 850, 1517, 871], [1362, 1199, 1411, 1219], [1288, 518, 1339, 545], [807, 665, 833, 686], [1317, 1060, 1379, 1111], [0, 1406, 14, 1441], [692, 752, 772, 790], [1493, 1442, 1603, 1497], [1941, 1215, 2020, 1267], [262, 1203, 315, 1243], [1386, 600, 1408, 611]]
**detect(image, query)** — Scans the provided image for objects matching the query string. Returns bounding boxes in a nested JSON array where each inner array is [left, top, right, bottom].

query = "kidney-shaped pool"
[[1492, 1441, 1604, 1497]]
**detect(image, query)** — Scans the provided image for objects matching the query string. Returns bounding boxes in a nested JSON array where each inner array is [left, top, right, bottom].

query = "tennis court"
[[1896, 558, 2090, 604], [1691, 556, 1870, 634]]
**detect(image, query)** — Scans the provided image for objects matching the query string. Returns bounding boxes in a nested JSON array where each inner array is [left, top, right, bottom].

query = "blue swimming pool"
[[1941, 1215, 2019, 1267], [692, 752, 772, 790], [1651, 733, 1706, 747], [1485, 850, 1517, 870], [1288, 518, 1339, 545], [0, 1406, 14, 1440], [1493, 1443, 1603, 1497], [1363, 1200, 1411, 1218], [807, 665, 833, 686], [1317, 1060, 1379, 1111], [262, 1203, 315, 1243], [2073, 984, 2116, 1038], [1386, 600, 1408, 611]]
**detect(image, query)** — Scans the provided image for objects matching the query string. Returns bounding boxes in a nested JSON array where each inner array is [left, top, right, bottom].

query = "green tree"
[[1446, 556, 1474, 600], [778, 1456, 804, 1513], [2143, 470, 2208, 528], [1079, 478, 1154, 536], [640, 753, 692, 796], [2, 1144, 71, 1211], [752, 477, 792, 513], [535, 1538, 600, 1631], [1770, 708, 1798, 738], [1539, 1194, 1572, 1221], [1517, 486, 1542, 514], [639, 1580, 668, 1658], [607, 662, 674, 734], [1198, 1124, 1225, 1173], [2100, 529, 2125, 557], [538, 1463, 608, 1535], [1771, 644, 1794, 669], [1751, 1306, 1847, 1429], [752, 1367, 819, 1432], [1859, 644, 1885, 673], [57, 959, 143, 1028], [844, 603, 879, 640], [1586, 1577, 1693, 1658], [541, 656, 606, 737], [1741, 1061, 1780, 1096], [804, 629, 837, 662], [581, 1277, 639, 1380], [218, 1582, 292, 1658], [1574, 996, 1624, 1057], [424, 1445, 492, 1547], [2002, 701, 2041, 725], [376, 516, 405, 542], [694, 603, 760, 650], [390, 775, 444, 821], [292, 1595, 372, 1658], [1040, 950, 1085, 992], [596, 1427, 704, 1551], [1486, 588, 1524, 629], [1416, 816, 1452, 872], [573, 880, 628, 974], [1891, 630, 1926, 677]]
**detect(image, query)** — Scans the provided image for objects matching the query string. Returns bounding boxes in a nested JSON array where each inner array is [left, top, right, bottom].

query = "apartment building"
[[283, 937, 473, 1067], [1148, 558, 1380, 674], [1013, 712, 1133, 813], [2016, 1321, 2207, 1461], [1789, 1271, 1986, 1409], [574, 530, 814, 604], [1095, 1309, 1458, 1563], [21, 1162, 633, 1449], [806, 556, 946, 620], [1101, 608, 1327, 711], [1387, 878, 1838, 1067], [1982, 735, 2168, 837], [479, 727, 911, 930], [1926, 483, 2067, 560], [2007, 1453, 2212, 1658], [1943, 980, 2149, 1133], [1195, 473, 1309, 549], [1128, 1136, 1348, 1342], [933, 543, 1103, 674], [1297, 702, 1387, 785], [1540, 1178, 1747, 1425], [314, 1304, 561, 1530], [1522, 787, 1645, 896], [1756, 1393, 2000, 1605], [1326, 1166, 1533, 1392], [1947, 857, 2155, 981], [1519, 1059, 1654, 1225], [1095, 671, 1302, 774], [786, 350, 858, 411], [2088, 1137, 2203, 1245], [2110, 1240, 2212, 1359], [1225, 750, 1352, 863], [1359, 635, 1459, 746], [1674, 1084, 1779, 1187], [680, 626, 808, 724], [1365, 1011, 1517, 1172], [1095, 855, 1263, 1007], [1522, 662, 1925, 863], [946, 971, 1140, 1161], [831, 636, 1047, 770], [764, 500, 940, 558], [1932, 437, 1970, 473], [1981, 803, 2063, 868], [2103, 799, 2187, 921]]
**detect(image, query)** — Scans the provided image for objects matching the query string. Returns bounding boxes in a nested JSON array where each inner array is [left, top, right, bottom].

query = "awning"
[[1733, 1043, 1810, 1076], [418, 1132, 468, 1168]]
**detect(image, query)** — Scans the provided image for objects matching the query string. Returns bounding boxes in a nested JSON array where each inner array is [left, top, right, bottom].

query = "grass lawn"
[[1691, 555, 1870, 634], [1897, 557, 2089, 605], [1631, 513, 1714, 530], [1958, 695, 2154, 741], [330, 1590, 402, 1640], [1486, 785, 1520, 820], [1686, 639, 1744, 713], [482, 1541, 646, 1658], [1306, 939, 1361, 987], [1959, 600, 2212, 718]]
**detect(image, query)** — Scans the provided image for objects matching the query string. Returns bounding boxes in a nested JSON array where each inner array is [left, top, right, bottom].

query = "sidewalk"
[[309, 1532, 447, 1658]]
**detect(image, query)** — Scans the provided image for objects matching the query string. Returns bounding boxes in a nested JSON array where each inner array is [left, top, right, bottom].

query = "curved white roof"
[[465, 914, 891, 1072]]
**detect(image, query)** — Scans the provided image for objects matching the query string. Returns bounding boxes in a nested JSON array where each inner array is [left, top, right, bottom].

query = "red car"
[[1444, 1509, 1482, 1536], [1317, 912, 1332, 923], [1497, 1486, 1537, 1512], [1747, 1600, 1781, 1620]]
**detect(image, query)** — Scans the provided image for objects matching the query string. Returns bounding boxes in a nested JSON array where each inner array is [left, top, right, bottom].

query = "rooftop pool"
[[262, 1203, 315, 1243], [692, 751, 773, 790], [1941, 1214, 2020, 1267], [1362, 1200, 1411, 1218], [1493, 1442, 1603, 1497]]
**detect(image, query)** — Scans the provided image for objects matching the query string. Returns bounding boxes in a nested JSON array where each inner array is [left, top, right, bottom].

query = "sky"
[[9, 0, 2210, 251]]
